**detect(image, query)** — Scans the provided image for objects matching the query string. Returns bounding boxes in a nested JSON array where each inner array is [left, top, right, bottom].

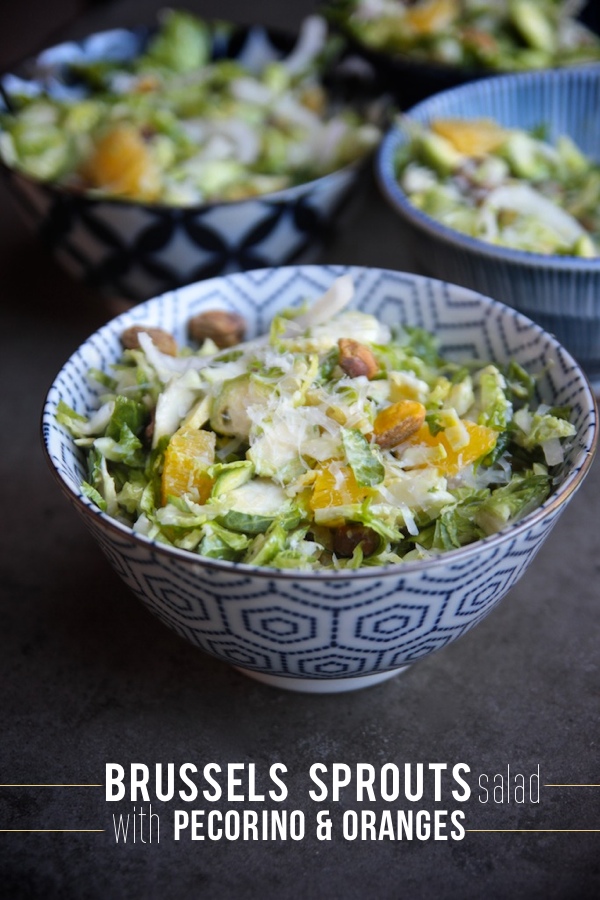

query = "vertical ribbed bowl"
[[376, 68, 600, 387]]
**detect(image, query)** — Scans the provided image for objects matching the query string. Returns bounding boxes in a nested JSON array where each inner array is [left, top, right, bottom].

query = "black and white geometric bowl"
[[42, 265, 598, 693], [1, 22, 382, 303], [376, 68, 600, 388]]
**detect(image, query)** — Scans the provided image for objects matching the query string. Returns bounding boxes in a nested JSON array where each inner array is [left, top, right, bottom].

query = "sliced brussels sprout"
[[210, 374, 270, 437], [210, 460, 254, 497], [215, 478, 298, 534]]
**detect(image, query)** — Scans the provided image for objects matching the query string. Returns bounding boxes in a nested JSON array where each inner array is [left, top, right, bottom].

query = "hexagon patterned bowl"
[[42, 265, 597, 693], [0, 20, 383, 303]]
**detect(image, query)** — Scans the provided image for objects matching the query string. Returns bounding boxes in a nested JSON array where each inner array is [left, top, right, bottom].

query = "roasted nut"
[[188, 310, 246, 349], [332, 525, 380, 558], [121, 325, 178, 356], [299, 84, 326, 114], [373, 400, 426, 449], [338, 338, 379, 380]]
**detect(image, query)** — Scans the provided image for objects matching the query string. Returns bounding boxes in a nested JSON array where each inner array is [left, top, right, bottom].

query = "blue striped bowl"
[[42, 265, 598, 692], [376, 67, 600, 388]]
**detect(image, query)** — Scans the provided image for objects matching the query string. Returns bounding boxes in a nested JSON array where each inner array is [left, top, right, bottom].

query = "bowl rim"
[[0, 19, 382, 214], [2, 151, 368, 215], [41, 264, 599, 581], [376, 67, 600, 273]]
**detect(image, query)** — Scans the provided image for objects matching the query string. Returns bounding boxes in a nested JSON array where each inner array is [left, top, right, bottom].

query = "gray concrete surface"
[[1, 2, 599, 898]]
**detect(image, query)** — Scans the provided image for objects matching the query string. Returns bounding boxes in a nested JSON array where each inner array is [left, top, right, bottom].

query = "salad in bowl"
[[326, 0, 600, 73], [0, 11, 385, 301], [393, 115, 600, 257], [0, 9, 382, 206], [43, 265, 597, 690], [56, 274, 577, 570]]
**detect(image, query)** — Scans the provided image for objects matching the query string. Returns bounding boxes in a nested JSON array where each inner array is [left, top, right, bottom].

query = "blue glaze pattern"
[[42, 266, 598, 689]]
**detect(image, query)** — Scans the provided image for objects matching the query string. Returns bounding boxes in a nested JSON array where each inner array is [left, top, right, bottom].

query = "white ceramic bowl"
[[42, 265, 598, 692], [376, 67, 600, 388], [1, 21, 381, 303]]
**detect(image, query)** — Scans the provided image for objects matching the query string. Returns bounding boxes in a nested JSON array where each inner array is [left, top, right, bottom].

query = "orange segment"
[[404, 0, 459, 35], [405, 421, 497, 476], [82, 124, 160, 200], [309, 464, 372, 525], [161, 427, 216, 506], [431, 118, 509, 157], [373, 400, 426, 446]]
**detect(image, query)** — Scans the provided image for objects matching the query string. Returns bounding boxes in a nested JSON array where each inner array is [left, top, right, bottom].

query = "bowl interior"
[[328, 7, 600, 110], [405, 67, 600, 154], [42, 264, 597, 575], [0, 18, 383, 147], [377, 68, 600, 277]]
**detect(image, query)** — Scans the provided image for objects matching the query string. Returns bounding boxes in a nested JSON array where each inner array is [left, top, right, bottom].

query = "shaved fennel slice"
[[199, 276, 356, 369], [137, 276, 356, 384], [136, 331, 197, 380], [482, 183, 587, 246], [292, 274, 355, 330], [152, 369, 203, 447], [283, 15, 328, 76]]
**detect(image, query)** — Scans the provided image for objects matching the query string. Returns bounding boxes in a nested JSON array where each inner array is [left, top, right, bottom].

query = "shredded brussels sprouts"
[[395, 116, 600, 256], [325, 0, 600, 72], [58, 277, 576, 570], [0, 10, 381, 205]]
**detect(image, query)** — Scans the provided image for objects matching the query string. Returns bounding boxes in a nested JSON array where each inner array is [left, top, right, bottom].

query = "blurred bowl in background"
[[326, 29, 487, 110], [376, 67, 600, 387], [0, 15, 385, 302], [324, 0, 600, 110], [42, 264, 597, 693]]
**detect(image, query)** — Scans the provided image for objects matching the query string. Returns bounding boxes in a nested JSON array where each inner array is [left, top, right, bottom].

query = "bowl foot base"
[[233, 667, 408, 694]]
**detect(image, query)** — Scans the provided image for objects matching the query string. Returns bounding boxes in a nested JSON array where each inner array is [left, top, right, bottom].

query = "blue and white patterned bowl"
[[376, 68, 600, 388], [1, 23, 381, 303], [42, 265, 597, 693]]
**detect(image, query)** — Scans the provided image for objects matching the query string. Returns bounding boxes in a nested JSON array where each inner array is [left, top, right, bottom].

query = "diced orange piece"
[[431, 118, 509, 157], [161, 427, 216, 506], [309, 464, 372, 525], [405, 420, 497, 476], [82, 124, 160, 200], [404, 0, 458, 35]]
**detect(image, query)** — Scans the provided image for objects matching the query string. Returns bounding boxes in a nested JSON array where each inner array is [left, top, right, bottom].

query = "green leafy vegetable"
[[0, 11, 381, 206], [56, 279, 575, 570], [341, 428, 385, 486]]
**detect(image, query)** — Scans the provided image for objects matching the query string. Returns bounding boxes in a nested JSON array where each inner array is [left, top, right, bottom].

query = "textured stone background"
[[1, 2, 599, 898]]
